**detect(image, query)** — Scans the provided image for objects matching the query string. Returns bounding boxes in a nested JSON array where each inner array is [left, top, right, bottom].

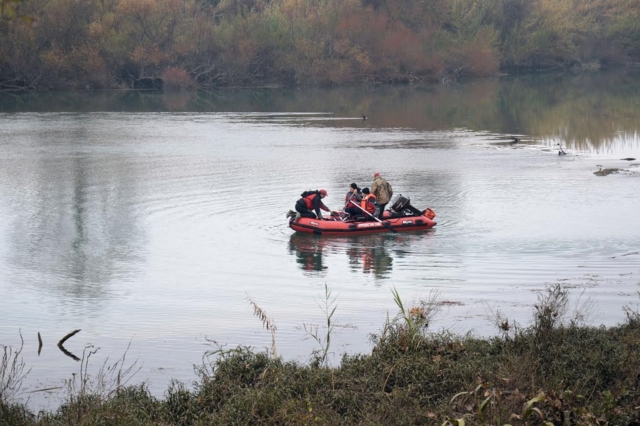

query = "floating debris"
[[594, 168, 620, 176], [57, 329, 81, 361], [57, 329, 81, 347], [58, 345, 80, 361]]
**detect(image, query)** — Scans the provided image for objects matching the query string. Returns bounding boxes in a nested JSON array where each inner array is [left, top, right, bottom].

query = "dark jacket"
[[344, 191, 362, 208], [298, 193, 330, 218]]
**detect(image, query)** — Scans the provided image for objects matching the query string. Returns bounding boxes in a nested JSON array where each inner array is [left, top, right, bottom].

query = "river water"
[[1, 71, 640, 407]]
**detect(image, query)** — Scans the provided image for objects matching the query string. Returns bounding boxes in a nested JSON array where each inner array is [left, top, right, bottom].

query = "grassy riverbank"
[[2, 286, 640, 425]]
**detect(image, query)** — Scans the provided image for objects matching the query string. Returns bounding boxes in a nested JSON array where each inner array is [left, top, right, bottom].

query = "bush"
[[161, 67, 193, 90]]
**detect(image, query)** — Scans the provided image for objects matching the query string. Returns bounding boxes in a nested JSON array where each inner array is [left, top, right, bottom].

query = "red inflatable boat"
[[289, 195, 437, 235]]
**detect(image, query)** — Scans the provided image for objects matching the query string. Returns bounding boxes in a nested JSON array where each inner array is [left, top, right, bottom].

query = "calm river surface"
[[2, 72, 640, 407]]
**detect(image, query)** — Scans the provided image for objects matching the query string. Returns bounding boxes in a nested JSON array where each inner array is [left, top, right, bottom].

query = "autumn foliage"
[[1, 0, 639, 90], [161, 67, 193, 90]]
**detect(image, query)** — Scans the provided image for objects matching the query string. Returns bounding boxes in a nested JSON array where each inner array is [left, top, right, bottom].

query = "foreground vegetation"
[[1, 0, 640, 90], [2, 285, 640, 425]]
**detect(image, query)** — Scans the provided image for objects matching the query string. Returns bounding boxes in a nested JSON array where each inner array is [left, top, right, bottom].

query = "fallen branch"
[[58, 329, 81, 348], [27, 386, 63, 393], [58, 345, 80, 362], [37, 332, 43, 356]]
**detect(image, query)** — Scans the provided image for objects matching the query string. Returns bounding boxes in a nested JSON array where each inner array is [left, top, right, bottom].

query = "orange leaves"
[[73, 45, 107, 75], [280, 0, 308, 22], [7, 0, 640, 88], [41, 46, 70, 72], [87, 21, 105, 40], [459, 27, 499, 76], [462, 45, 500, 76], [131, 45, 167, 66], [161, 67, 193, 90], [232, 32, 260, 64], [39, 44, 108, 84], [335, 6, 388, 41], [381, 26, 421, 56], [333, 40, 372, 73]]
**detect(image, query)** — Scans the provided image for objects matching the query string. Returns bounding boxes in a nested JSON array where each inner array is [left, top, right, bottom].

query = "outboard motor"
[[389, 194, 424, 217], [390, 195, 410, 213]]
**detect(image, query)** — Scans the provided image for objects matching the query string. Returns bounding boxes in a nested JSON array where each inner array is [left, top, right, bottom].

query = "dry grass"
[[2, 286, 640, 425], [248, 297, 278, 358], [0, 332, 30, 402]]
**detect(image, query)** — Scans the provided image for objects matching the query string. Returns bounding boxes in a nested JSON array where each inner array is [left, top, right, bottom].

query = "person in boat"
[[360, 187, 380, 219], [343, 183, 363, 218], [371, 172, 393, 219], [295, 189, 335, 219]]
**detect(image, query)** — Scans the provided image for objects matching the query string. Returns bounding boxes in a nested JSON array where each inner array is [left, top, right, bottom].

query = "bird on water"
[[558, 143, 567, 156]]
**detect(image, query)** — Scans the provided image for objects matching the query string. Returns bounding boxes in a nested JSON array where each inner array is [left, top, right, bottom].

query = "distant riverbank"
[[2, 0, 640, 91], [2, 285, 639, 425]]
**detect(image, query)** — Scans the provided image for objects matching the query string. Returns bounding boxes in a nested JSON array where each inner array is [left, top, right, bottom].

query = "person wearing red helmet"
[[294, 189, 334, 219]]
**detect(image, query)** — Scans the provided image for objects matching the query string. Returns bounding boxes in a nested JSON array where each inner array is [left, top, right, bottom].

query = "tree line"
[[1, 0, 639, 90]]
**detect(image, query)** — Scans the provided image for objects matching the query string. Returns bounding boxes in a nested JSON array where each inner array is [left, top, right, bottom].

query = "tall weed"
[[301, 283, 337, 366], [0, 332, 30, 403]]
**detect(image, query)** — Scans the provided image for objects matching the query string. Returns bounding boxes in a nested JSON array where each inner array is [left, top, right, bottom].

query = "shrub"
[[161, 67, 193, 90]]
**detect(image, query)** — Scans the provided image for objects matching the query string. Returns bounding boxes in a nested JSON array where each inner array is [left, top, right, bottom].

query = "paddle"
[[348, 200, 398, 233], [342, 191, 358, 211]]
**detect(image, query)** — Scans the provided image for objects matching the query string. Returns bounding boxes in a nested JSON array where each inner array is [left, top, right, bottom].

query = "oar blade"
[[348, 199, 397, 233], [382, 220, 398, 233]]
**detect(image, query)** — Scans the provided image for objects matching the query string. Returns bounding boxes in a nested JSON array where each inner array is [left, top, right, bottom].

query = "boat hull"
[[289, 211, 436, 235]]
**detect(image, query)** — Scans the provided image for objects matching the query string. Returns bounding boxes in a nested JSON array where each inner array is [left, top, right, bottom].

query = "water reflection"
[[346, 236, 393, 278], [288, 232, 436, 279], [2, 85, 640, 410], [3, 115, 145, 303], [2, 71, 640, 154], [161, 91, 195, 111], [288, 233, 328, 275]]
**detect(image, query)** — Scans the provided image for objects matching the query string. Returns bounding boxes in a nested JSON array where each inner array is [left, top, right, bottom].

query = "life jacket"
[[303, 192, 319, 210], [361, 194, 376, 214]]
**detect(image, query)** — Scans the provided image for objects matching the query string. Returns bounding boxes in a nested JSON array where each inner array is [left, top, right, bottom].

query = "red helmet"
[[319, 189, 328, 196]]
